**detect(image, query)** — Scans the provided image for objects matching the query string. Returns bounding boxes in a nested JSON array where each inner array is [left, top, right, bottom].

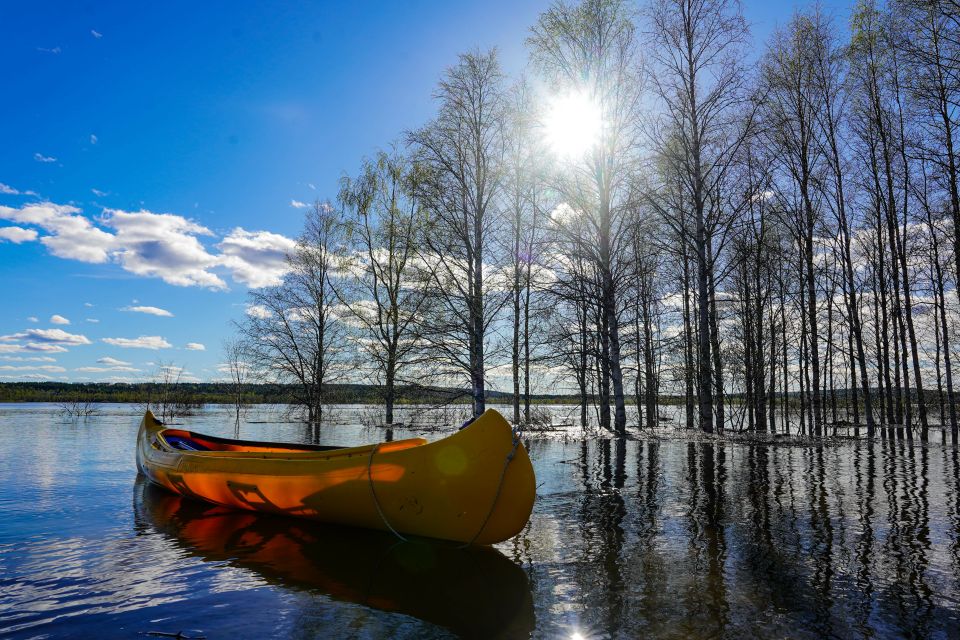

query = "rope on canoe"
[[367, 426, 524, 547], [366, 443, 408, 542], [460, 427, 523, 549]]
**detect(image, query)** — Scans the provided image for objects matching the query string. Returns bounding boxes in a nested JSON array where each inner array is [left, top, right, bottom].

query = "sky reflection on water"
[[2, 403, 960, 638]]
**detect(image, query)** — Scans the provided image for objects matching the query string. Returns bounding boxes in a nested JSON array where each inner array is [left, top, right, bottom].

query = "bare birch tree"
[[242, 201, 346, 423], [336, 149, 431, 425], [529, 0, 644, 436], [408, 50, 507, 418]]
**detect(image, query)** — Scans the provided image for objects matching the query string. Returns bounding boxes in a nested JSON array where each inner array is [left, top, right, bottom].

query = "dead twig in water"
[[139, 632, 206, 640]]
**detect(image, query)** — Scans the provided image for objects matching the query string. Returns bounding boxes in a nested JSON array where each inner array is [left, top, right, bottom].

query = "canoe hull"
[[136, 409, 535, 544]]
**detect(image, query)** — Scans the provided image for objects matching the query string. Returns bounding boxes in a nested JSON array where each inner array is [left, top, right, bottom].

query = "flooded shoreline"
[[2, 403, 960, 638]]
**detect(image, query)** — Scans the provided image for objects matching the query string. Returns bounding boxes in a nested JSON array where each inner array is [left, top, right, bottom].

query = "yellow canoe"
[[135, 408, 536, 545]]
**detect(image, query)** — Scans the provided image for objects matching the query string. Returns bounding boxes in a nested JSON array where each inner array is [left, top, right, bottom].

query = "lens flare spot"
[[436, 445, 468, 476]]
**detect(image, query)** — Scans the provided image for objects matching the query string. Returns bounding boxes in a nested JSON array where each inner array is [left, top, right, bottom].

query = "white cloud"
[[0, 343, 67, 354], [91, 188, 107, 197], [185, 342, 205, 351], [0, 328, 91, 345], [0, 226, 38, 243], [97, 356, 131, 366], [245, 304, 272, 319], [27, 316, 38, 323], [91, 30, 102, 39], [0, 202, 113, 262], [23, 344, 68, 353], [0, 203, 229, 288], [90, 134, 98, 145], [0, 183, 37, 196], [34, 153, 57, 163], [218, 228, 295, 288], [0, 365, 66, 372], [0, 373, 53, 380], [102, 335, 172, 349], [86, 318, 99, 323], [290, 199, 309, 209], [36, 47, 60, 55], [76, 365, 139, 373], [106, 208, 225, 288], [84, 302, 94, 307], [122, 305, 173, 317], [0, 356, 56, 362], [0, 200, 298, 290], [50, 314, 70, 325]]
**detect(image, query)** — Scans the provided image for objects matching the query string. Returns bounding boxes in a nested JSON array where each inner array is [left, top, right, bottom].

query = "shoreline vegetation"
[[1, 381, 947, 411], [0, 381, 669, 406]]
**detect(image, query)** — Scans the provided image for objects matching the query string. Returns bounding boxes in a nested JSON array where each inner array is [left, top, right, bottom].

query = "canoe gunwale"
[[151, 429, 428, 463]]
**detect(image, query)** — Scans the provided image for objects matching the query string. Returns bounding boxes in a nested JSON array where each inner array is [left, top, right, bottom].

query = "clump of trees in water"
[[232, 0, 960, 442]]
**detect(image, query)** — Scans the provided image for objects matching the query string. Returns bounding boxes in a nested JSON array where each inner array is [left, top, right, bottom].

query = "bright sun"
[[544, 91, 602, 158]]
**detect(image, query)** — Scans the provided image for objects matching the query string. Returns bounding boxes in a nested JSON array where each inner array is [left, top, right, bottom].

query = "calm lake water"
[[2, 403, 960, 639]]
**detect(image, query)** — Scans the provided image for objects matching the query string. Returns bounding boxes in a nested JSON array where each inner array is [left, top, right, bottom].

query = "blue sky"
[[0, 0, 850, 383]]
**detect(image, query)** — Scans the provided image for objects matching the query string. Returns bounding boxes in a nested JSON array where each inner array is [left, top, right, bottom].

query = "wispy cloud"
[[0, 226, 38, 243], [77, 365, 140, 373], [0, 373, 53, 380], [97, 356, 131, 366], [91, 188, 108, 197], [0, 183, 37, 196], [36, 47, 61, 54], [185, 342, 205, 351], [0, 356, 57, 362], [0, 365, 66, 373], [290, 199, 309, 209], [0, 328, 90, 345], [0, 343, 68, 354], [33, 153, 57, 163], [90, 134, 98, 144], [102, 335, 172, 349], [23, 344, 68, 353], [86, 318, 99, 323], [49, 314, 70, 325], [122, 305, 173, 317], [91, 30, 102, 39]]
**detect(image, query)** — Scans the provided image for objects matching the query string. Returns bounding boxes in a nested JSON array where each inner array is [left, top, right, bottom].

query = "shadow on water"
[[132, 478, 535, 639]]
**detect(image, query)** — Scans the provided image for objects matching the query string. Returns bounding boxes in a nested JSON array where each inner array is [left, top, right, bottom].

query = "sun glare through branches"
[[543, 91, 602, 158]]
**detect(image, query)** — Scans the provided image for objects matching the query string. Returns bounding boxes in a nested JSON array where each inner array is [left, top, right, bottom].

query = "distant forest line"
[[0, 382, 939, 411], [0, 381, 584, 406]]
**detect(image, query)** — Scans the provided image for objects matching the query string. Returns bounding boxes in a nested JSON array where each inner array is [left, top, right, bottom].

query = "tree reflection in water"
[[519, 436, 960, 638]]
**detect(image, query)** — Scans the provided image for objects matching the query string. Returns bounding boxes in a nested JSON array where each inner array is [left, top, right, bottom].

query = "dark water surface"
[[2, 404, 960, 639]]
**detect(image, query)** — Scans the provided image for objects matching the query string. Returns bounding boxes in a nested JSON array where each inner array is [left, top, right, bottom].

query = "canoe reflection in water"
[[133, 478, 536, 638]]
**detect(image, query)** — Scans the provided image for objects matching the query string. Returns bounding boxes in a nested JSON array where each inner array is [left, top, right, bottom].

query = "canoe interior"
[[161, 429, 347, 453]]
